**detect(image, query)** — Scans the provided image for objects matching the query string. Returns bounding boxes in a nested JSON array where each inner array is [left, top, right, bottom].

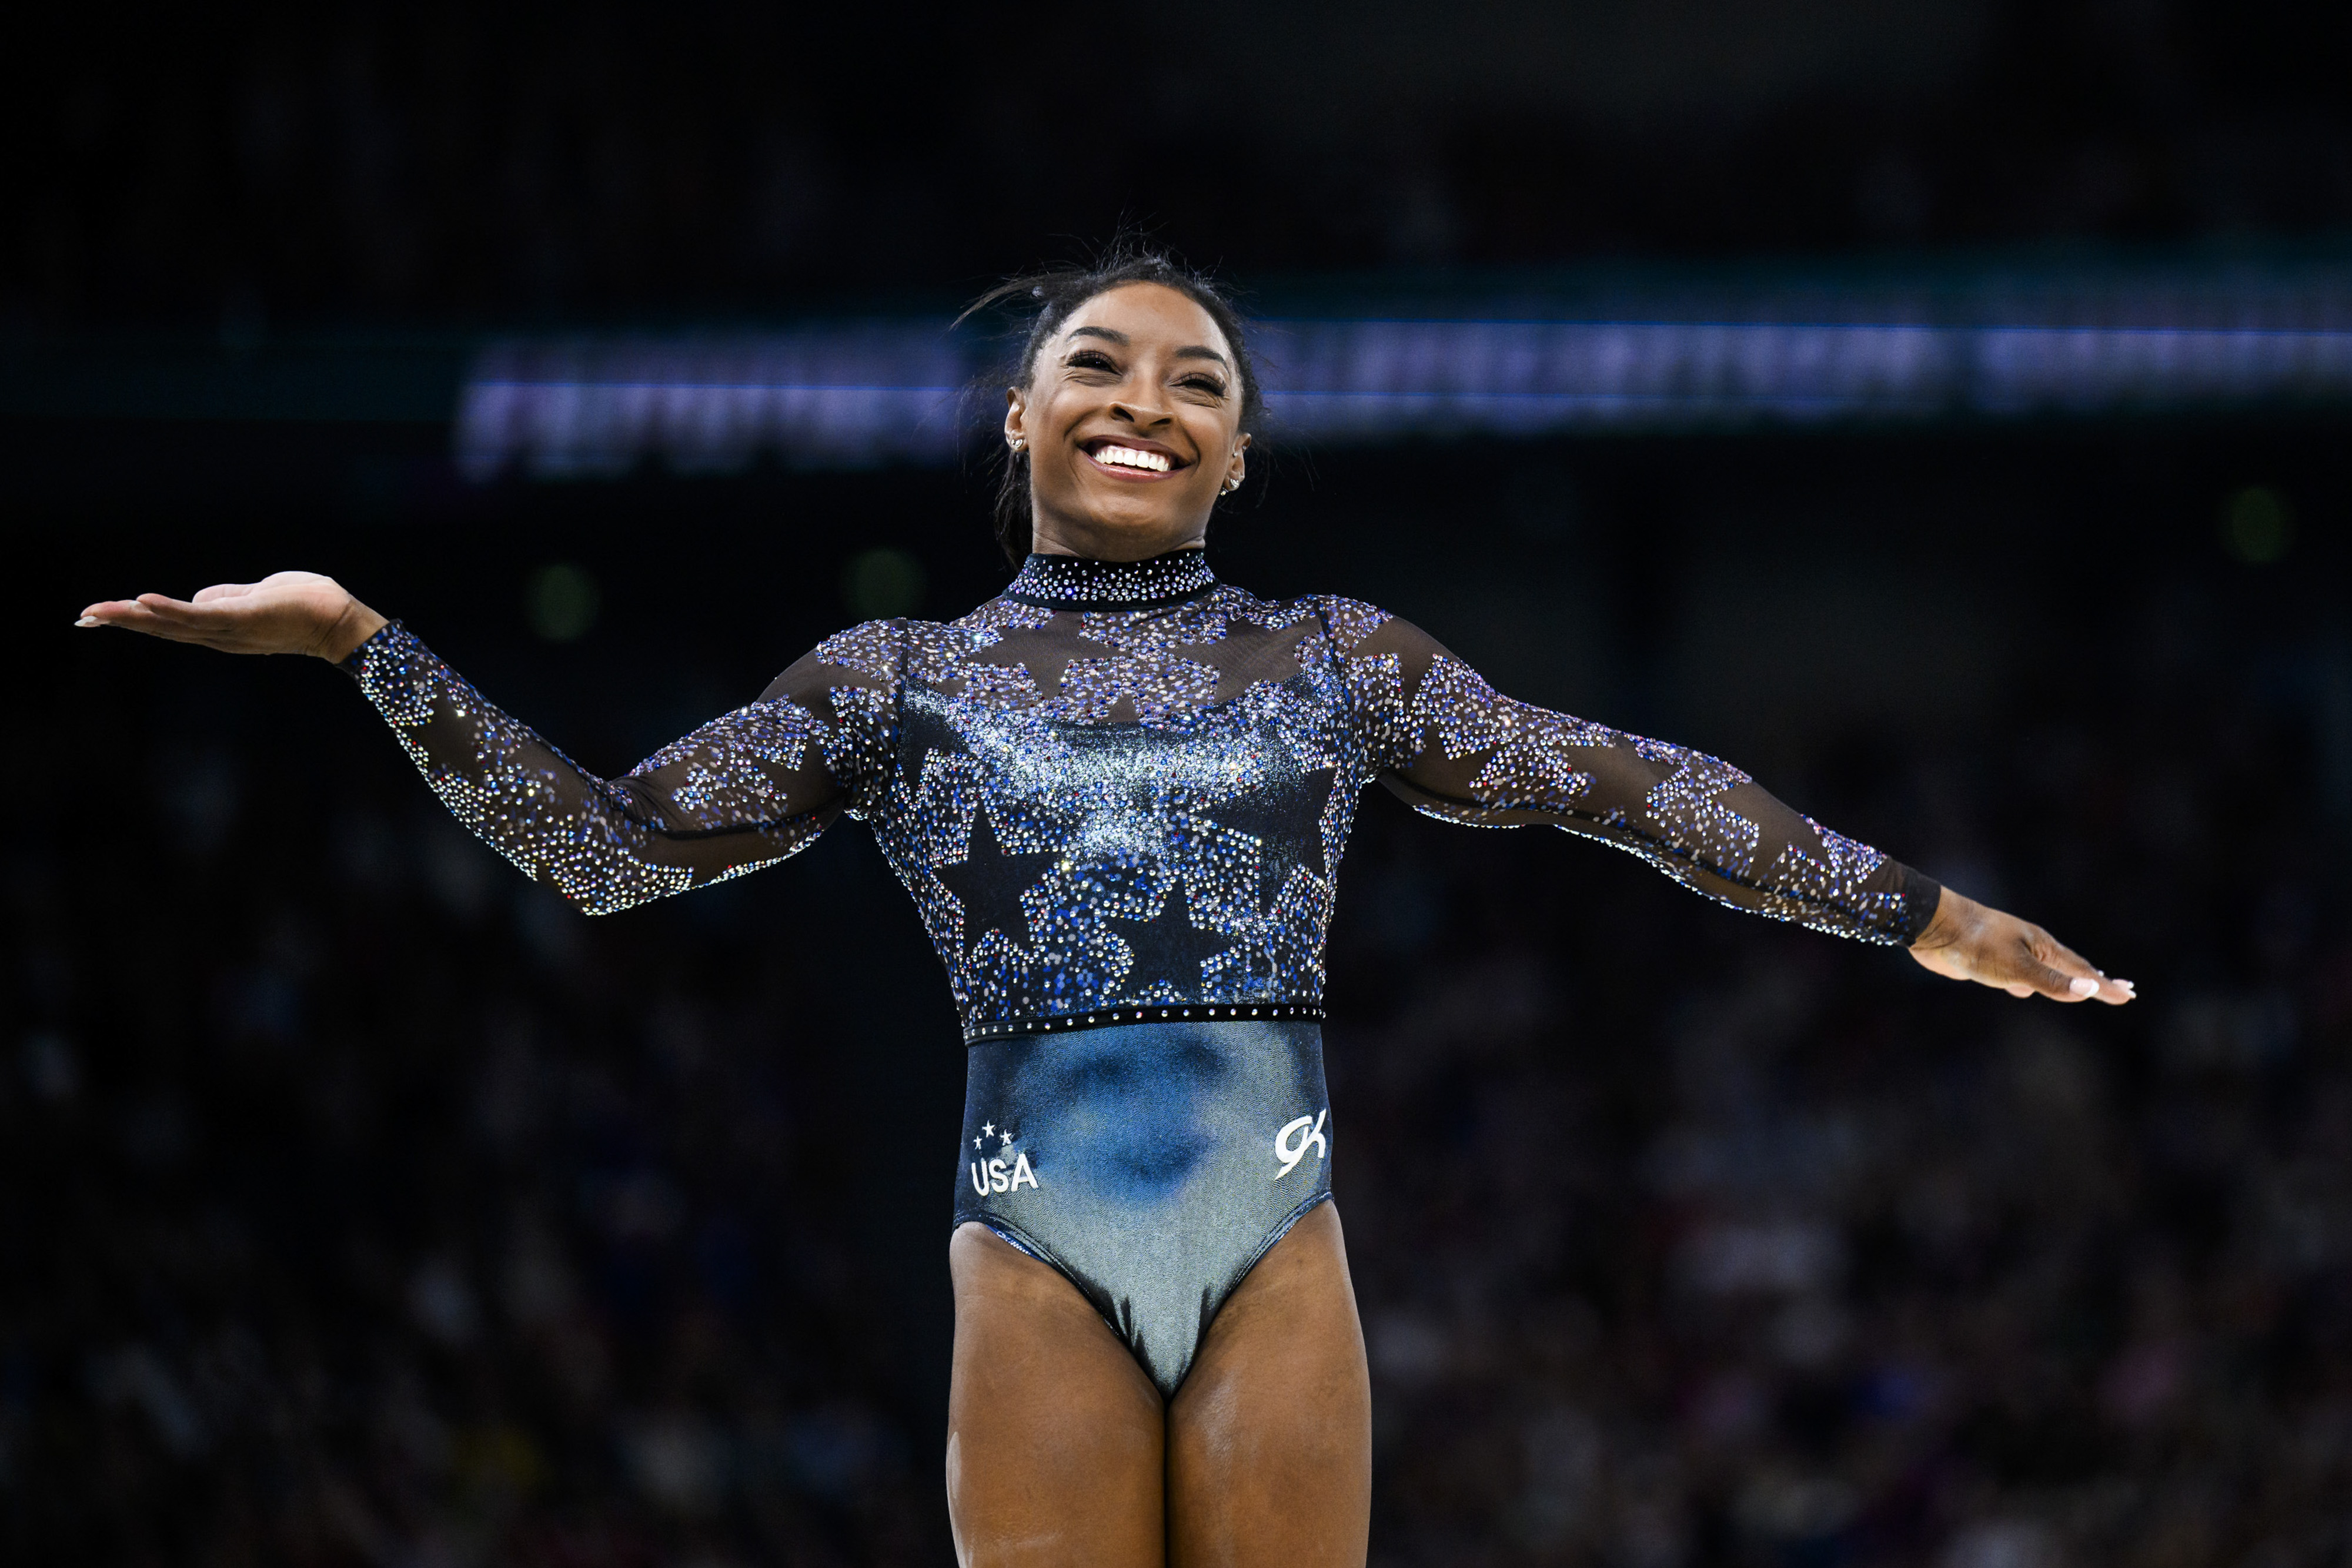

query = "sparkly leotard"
[[346, 549, 1939, 1392]]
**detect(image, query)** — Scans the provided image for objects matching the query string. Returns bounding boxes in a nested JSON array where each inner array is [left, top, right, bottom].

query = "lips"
[[1081, 437, 1187, 478]]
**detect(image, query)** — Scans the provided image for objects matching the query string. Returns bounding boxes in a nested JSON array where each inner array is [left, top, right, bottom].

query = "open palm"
[[78, 571, 386, 661]]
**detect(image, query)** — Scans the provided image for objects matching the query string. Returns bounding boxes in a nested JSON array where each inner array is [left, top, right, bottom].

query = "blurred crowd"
[[8, 677, 947, 1565], [9, 481, 2348, 1567], [10, 0, 2350, 325]]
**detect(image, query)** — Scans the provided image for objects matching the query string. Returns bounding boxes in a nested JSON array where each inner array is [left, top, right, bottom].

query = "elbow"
[[540, 862, 688, 916]]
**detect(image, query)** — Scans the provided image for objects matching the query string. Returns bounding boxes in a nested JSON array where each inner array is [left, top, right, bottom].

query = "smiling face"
[[1004, 282, 1250, 561]]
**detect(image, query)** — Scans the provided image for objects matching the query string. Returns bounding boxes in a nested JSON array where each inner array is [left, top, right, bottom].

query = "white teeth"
[[1094, 444, 1171, 473]]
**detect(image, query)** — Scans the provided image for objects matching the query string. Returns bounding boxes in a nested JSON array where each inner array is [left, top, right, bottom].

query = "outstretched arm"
[[1327, 603, 2132, 1007], [78, 573, 897, 914]]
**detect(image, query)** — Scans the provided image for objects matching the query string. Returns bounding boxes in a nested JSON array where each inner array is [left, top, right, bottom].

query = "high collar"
[[1004, 550, 1218, 610]]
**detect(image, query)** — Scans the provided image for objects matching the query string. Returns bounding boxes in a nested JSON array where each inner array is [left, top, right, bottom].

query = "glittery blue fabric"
[[956, 1017, 1332, 1395], [344, 549, 1937, 1043]]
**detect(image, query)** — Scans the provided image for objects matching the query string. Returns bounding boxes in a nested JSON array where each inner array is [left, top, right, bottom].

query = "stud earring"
[[1007, 436, 1025, 454]]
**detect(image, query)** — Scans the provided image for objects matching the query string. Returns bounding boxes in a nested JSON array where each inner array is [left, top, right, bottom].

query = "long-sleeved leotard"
[[350, 547, 1942, 1390], [346, 549, 1939, 1042]]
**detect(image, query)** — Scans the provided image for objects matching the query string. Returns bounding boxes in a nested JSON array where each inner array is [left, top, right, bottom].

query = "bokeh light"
[[841, 547, 926, 620], [2221, 486, 2295, 565], [525, 563, 602, 641]]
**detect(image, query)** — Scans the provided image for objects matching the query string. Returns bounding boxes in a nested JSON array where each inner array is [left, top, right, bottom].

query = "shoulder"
[[781, 604, 1047, 693], [1260, 591, 1445, 663], [1199, 584, 1399, 648], [759, 616, 933, 700], [797, 618, 908, 681]]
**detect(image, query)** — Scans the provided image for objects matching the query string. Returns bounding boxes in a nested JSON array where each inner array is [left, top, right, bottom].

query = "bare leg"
[[947, 1222, 1167, 1567], [1167, 1202, 1373, 1568]]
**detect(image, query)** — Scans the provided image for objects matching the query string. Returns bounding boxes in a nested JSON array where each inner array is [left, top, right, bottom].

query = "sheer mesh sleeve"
[[342, 621, 901, 914], [1326, 604, 1940, 945]]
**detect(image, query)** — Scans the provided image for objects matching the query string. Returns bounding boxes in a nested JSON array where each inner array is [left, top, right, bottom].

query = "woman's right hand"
[[77, 571, 389, 662], [1909, 886, 2135, 1004]]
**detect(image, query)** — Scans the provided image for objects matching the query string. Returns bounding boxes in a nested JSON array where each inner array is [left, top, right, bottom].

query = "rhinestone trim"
[[1004, 550, 1218, 609], [964, 1001, 1324, 1045]]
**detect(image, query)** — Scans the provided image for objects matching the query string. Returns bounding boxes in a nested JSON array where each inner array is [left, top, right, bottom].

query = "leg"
[[947, 1222, 1167, 1567], [1167, 1202, 1373, 1568]]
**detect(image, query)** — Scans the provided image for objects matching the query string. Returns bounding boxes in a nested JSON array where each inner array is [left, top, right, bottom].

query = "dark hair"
[[958, 241, 1265, 563]]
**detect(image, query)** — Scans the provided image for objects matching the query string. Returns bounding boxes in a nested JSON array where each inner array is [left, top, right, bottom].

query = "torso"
[[810, 560, 1391, 1043]]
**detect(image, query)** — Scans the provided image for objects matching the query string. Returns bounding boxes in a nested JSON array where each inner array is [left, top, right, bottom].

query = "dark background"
[[8, 4, 2352, 1566], [10, 0, 2352, 323]]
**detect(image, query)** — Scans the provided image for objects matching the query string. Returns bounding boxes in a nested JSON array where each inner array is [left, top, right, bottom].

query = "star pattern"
[[1205, 765, 1338, 898], [934, 807, 1058, 955], [1170, 620, 1315, 706], [1108, 882, 1237, 999], [967, 623, 1122, 701], [353, 548, 1930, 1049]]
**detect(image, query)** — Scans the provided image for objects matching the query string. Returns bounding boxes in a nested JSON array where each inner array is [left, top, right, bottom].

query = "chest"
[[883, 663, 1355, 861]]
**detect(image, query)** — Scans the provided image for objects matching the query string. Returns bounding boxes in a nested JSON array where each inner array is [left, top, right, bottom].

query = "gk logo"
[[1274, 1110, 1329, 1179]]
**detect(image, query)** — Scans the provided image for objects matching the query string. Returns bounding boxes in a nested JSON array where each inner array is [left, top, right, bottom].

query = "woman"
[[78, 250, 2132, 1567]]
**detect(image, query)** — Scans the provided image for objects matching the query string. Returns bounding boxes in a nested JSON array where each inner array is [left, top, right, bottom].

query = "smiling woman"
[[75, 245, 2127, 1568], [960, 248, 1266, 563]]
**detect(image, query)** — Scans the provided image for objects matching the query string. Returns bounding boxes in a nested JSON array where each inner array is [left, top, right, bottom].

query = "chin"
[[1057, 499, 1207, 557]]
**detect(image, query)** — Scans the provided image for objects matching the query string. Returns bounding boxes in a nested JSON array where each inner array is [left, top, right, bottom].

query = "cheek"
[[1193, 412, 1229, 448], [1191, 414, 1240, 472]]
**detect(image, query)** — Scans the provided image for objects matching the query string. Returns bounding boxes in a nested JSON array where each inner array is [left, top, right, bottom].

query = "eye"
[[1178, 373, 1228, 397], [1065, 349, 1117, 373]]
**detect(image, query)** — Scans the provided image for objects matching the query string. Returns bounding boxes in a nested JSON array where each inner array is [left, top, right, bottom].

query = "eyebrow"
[[1065, 324, 1232, 370]]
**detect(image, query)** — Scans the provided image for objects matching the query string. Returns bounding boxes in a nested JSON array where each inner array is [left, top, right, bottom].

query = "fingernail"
[[75, 616, 99, 627], [2069, 976, 2100, 997]]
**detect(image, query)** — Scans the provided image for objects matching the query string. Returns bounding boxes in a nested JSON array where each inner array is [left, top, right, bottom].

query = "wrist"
[[1909, 886, 1972, 952], [318, 599, 389, 663]]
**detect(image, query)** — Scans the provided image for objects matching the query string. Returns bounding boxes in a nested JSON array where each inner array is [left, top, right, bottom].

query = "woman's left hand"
[[1909, 887, 2134, 1004]]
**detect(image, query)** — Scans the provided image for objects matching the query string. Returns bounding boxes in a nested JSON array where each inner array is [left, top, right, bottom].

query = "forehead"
[[1062, 282, 1230, 356]]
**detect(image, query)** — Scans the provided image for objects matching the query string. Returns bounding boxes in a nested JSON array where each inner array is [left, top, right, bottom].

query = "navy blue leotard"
[[346, 549, 1938, 1392]]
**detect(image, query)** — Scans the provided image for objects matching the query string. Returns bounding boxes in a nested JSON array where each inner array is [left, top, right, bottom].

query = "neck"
[[1028, 513, 1207, 563], [1004, 549, 1218, 609]]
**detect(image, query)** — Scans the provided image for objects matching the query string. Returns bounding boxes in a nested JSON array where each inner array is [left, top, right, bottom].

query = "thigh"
[[947, 1222, 1167, 1568], [1167, 1202, 1372, 1568]]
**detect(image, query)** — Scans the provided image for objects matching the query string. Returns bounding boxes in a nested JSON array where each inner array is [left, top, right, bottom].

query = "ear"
[[1003, 386, 1027, 448], [1224, 431, 1250, 492]]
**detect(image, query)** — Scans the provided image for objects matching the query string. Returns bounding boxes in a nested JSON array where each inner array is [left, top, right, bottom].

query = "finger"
[[131, 597, 267, 640], [74, 598, 244, 650], [2028, 932, 2130, 1005], [131, 593, 215, 623], [2021, 957, 2096, 1001], [1991, 925, 2089, 1002], [77, 599, 178, 630]]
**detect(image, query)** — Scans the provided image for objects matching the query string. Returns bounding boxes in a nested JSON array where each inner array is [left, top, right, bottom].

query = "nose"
[[1107, 385, 1174, 429]]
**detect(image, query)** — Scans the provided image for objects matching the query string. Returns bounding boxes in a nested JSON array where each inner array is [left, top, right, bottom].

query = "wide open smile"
[[1080, 436, 1189, 480]]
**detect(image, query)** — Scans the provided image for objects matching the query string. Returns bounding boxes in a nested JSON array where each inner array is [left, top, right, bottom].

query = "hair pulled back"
[[959, 240, 1265, 563]]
